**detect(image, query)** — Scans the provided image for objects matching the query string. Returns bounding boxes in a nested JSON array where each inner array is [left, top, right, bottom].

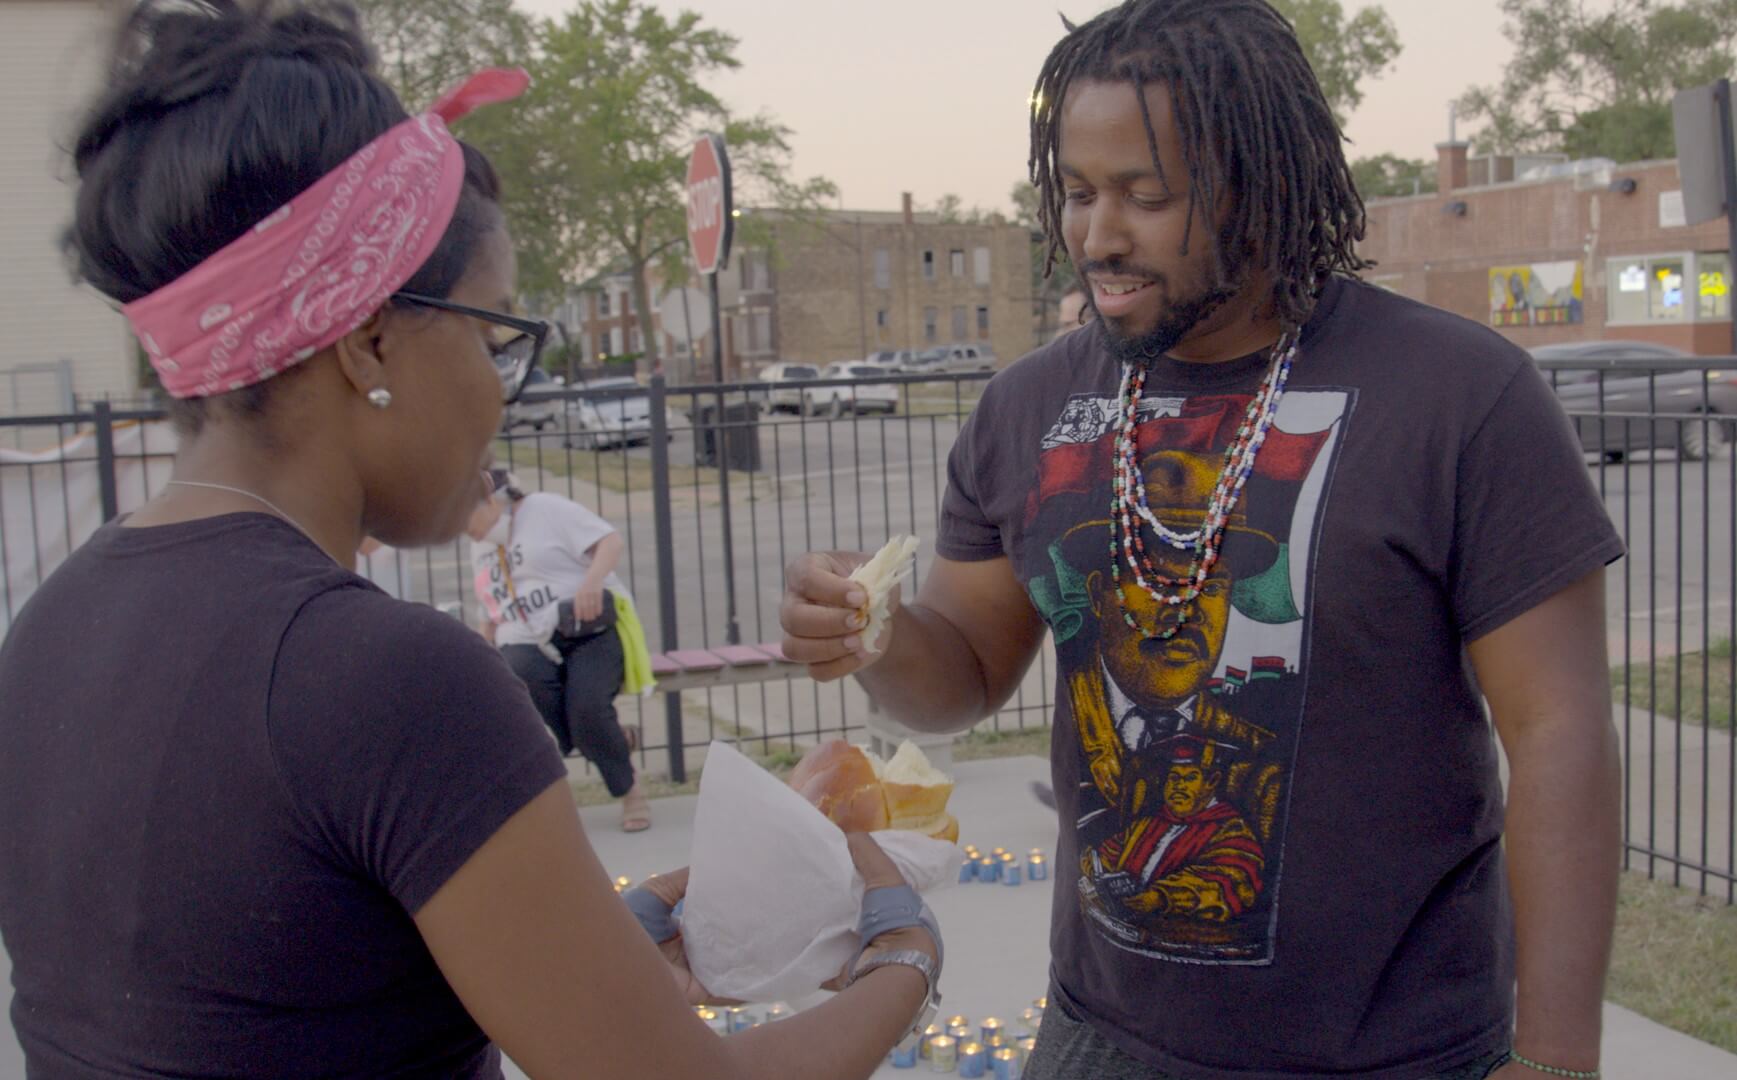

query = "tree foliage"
[[1458, 0, 1737, 160], [359, 0, 834, 370], [1271, 0, 1403, 124], [1349, 153, 1438, 198]]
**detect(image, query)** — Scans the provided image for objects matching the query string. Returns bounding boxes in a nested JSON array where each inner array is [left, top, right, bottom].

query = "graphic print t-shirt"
[[937, 279, 1624, 1079], [471, 493, 629, 647]]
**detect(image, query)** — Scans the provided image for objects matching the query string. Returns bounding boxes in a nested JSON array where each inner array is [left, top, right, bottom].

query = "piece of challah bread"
[[787, 739, 958, 843]]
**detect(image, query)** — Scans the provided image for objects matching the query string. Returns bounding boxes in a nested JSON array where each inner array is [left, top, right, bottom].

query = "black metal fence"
[[1539, 357, 1737, 902], [3, 361, 1734, 900]]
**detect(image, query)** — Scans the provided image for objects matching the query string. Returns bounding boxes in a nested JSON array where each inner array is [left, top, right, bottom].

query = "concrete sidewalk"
[[2, 755, 1731, 1079], [526, 753, 1737, 1080]]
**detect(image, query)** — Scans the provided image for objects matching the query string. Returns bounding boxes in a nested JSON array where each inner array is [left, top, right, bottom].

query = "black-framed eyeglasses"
[[392, 291, 549, 405]]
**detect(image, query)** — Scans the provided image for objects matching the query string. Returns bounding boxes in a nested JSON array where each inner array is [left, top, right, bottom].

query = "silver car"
[[1532, 342, 1737, 461], [562, 376, 667, 450]]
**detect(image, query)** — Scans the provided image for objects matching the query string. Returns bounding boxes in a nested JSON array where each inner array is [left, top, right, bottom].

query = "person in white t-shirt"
[[468, 472, 650, 831], [357, 536, 412, 601]]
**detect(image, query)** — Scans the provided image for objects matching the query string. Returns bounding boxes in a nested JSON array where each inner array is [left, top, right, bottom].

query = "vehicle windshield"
[[785, 365, 819, 379], [848, 366, 882, 378]]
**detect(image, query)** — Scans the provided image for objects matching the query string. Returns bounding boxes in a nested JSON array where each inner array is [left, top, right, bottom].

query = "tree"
[[1272, 0, 1403, 124], [1349, 153, 1438, 198], [510, 0, 835, 370], [1458, 0, 1737, 160], [927, 193, 1004, 225], [352, 0, 536, 110], [1011, 181, 1080, 341]]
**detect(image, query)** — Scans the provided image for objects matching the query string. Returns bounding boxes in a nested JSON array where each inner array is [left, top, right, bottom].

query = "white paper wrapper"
[[681, 741, 964, 1002]]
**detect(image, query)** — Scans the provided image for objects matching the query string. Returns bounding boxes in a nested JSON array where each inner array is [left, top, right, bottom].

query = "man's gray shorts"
[[1023, 988, 1512, 1080]]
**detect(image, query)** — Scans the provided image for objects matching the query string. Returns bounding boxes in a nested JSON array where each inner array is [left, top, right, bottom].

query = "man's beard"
[[1088, 268, 1241, 365]]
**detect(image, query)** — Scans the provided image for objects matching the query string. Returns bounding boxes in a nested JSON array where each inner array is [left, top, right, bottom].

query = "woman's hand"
[[575, 582, 607, 622], [633, 868, 740, 1007], [820, 833, 940, 991]]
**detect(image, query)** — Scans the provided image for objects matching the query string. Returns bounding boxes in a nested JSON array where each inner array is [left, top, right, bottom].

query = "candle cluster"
[[956, 845, 1049, 887], [895, 999, 1045, 1074]]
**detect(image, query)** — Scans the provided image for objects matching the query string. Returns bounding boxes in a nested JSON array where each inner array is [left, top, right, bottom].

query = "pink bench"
[[639, 642, 804, 693]]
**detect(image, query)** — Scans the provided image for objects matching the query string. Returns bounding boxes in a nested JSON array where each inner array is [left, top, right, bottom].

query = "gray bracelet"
[[856, 884, 943, 969], [622, 886, 679, 943]]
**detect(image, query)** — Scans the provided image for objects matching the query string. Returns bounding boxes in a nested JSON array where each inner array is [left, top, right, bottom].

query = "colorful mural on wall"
[[1489, 261, 1585, 327]]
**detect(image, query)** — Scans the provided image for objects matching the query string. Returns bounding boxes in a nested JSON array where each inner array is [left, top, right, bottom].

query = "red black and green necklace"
[[1109, 328, 1300, 641]]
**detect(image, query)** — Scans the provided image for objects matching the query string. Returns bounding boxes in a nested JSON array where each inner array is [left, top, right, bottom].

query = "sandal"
[[621, 784, 652, 833]]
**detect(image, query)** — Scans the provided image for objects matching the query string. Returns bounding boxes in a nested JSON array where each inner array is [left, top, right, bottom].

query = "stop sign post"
[[685, 133, 732, 388], [684, 133, 741, 646]]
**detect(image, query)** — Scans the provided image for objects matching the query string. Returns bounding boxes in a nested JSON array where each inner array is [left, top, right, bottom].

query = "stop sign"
[[685, 134, 734, 276]]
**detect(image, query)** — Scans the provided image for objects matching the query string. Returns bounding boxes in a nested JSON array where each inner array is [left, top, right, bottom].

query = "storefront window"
[[1699, 252, 1731, 320], [1650, 258, 1686, 321], [1607, 258, 1650, 323]]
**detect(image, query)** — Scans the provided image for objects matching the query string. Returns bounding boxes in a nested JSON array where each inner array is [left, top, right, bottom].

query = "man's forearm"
[[1503, 713, 1622, 1072], [855, 603, 993, 733]]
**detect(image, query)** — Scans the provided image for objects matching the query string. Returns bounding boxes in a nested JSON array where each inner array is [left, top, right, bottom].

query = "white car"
[[900, 344, 996, 374], [862, 349, 915, 371], [562, 376, 670, 450], [803, 363, 900, 416], [756, 362, 820, 413], [503, 368, 563, 431]]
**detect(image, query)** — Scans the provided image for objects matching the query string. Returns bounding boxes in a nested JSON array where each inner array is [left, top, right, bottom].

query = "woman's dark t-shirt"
[[0, 515, 566, 1077]]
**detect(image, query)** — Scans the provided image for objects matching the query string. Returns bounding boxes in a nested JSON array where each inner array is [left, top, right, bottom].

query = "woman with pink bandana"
[[0, 3, 940, 1077]]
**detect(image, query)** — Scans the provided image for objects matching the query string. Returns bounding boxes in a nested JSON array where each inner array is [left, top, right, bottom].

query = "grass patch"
[[493, 438, 713, 495], [569, 723, 1054, 805], [1608, 871, 1737, 1054], [1613, 638, 1735, 730], [902, 384, 986, 419], [954, 725, 1053, 761]]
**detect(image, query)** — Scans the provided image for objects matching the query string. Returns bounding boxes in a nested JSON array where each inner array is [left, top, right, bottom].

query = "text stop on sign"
[[685, 134, 734, 276]]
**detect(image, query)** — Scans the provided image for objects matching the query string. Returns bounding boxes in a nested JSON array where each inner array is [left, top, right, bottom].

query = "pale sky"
[[516, 0, 1514, 214]]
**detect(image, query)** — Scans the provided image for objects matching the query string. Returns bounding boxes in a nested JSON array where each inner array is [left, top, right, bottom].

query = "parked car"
[[803, 363, 900, 416], [1530, 341, 1737, 461], [898, 344, 996, 374], [756, 362, 821, 413], [863, 349, 915, 371], [562, 376, 668, 450], [503, 368, 562, 432]]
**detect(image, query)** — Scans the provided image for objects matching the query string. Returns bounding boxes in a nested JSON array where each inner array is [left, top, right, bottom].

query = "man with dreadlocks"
[[782, 2, 1622, 1078]]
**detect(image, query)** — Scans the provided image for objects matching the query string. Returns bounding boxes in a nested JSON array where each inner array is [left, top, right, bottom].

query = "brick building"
[[723, 195, 1038, 375], [1360, 144, 1732, 354]]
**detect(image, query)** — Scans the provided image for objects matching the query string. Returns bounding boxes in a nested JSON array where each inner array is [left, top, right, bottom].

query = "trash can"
[[693, 400, 762, 472]]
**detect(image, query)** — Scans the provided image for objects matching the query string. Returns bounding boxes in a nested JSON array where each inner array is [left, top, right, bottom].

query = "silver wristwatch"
[[845, 948, 941, 1042]]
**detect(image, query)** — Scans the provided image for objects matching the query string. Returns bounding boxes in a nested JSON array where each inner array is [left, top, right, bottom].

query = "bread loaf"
[[787, 740, 890, 832], [788, 739, 957, 843]]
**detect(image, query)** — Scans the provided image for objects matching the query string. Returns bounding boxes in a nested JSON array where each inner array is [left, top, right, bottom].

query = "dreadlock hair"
[[1028, 0, 1371, 330]]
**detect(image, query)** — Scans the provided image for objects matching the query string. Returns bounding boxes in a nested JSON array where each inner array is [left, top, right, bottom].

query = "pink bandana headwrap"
[[124, 68, 529, 399]]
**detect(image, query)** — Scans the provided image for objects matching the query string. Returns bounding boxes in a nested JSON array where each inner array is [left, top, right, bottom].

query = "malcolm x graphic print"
[[1022, 385, 1353, 965]]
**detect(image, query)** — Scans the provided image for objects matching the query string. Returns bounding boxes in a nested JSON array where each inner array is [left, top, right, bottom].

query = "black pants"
[[502, 630, 634, 797]]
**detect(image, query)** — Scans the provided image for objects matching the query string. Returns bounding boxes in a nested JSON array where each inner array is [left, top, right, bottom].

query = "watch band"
[[846, 948, 941, 1042]]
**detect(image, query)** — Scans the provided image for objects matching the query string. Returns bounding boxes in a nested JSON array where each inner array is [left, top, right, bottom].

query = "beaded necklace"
[[1109, 328, 1300, 641]]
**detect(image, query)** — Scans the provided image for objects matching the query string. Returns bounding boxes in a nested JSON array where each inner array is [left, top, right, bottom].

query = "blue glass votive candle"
[[1027, 853, 1049, 881], [958, 858, 977, 884], [957, 1041, 988, 1077], [978, 857, 999, 883], [890, 1040, 920, 1068], [992, 1047, 1022, 1080], [1002, 860, 1023, 887]]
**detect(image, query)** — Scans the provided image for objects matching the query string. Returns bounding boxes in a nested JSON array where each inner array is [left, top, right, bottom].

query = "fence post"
[[93, 401, 119, 522], [647, 376, 687, 783]]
